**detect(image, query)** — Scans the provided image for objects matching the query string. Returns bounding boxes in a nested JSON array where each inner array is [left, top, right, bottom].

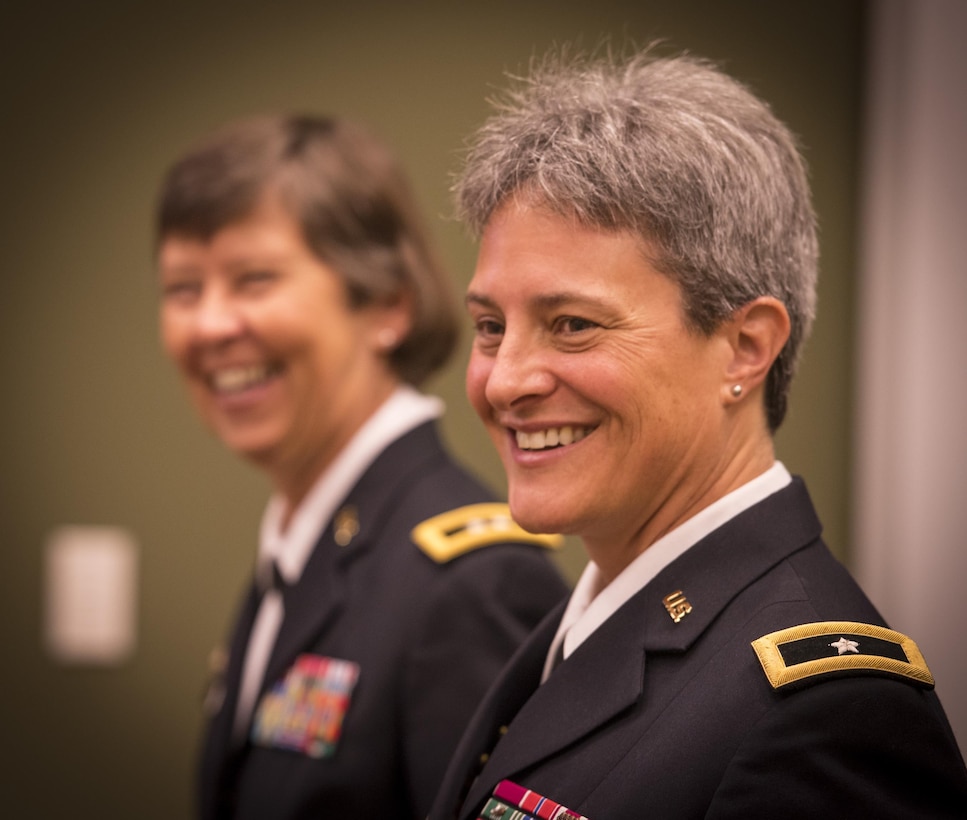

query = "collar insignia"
[[663, 590, 693, 623], [333, 505, 359, 547]]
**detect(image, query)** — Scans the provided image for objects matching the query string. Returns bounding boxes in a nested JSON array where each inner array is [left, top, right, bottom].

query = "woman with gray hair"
[[156, 114, 568, 820], [430, 51, 967, 819]]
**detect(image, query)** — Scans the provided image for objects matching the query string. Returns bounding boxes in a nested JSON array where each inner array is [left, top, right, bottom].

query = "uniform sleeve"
[[707, 676, 967, 818], [400, 546, 568, 819]]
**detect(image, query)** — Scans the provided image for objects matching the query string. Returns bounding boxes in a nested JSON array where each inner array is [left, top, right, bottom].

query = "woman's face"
[[466, 201, 738, 570], [158, 194, 402, 498]]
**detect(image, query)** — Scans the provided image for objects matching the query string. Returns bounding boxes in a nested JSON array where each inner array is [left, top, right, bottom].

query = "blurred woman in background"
[[156, 114, 567, 820]]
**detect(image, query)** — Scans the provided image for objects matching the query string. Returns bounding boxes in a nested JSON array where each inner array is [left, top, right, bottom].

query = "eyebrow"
[[158, 261, 201, 278], [465, 290, 612, 311], [159, 251, 290, 276]]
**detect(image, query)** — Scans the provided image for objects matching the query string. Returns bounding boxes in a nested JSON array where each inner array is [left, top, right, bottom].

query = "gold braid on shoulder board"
[[411, 503, 562, 563], [752, 621, 934, 691]]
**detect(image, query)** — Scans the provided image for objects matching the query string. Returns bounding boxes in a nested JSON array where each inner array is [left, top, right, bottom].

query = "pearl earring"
[[731, 384, 743, 397]]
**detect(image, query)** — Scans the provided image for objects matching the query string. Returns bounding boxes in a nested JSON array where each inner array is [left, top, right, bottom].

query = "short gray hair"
[[455, 50, 818, 430]]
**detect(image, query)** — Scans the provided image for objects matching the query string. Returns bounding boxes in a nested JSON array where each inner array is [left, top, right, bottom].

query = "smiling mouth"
[[515, 425, 594, 451], [208, 363, 282, 394]]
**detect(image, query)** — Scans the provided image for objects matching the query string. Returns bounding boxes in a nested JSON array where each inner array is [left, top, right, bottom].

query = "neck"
[[584, 437, 776, 585], [271, 383, 400, 532]]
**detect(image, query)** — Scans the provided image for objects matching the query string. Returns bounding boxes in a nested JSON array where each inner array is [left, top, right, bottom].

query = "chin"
[[214, 427, 279, 464], [508, 490, 573, 536]]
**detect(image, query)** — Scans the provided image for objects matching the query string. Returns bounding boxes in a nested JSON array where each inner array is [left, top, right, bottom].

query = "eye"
[[160, 279, 201, 305], [235, 269, 278, 292], [554, 315, 599, 335], [472, 316, 505, 350]]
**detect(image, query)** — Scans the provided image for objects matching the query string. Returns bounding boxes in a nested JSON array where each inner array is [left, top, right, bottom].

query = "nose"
[[482, 332, 556, 410], [190, 287, 245, 345]]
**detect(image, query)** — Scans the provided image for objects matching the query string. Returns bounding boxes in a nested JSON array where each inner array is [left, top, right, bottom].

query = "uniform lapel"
[[198, 582, 261, 818], [258, 422, 447, 698], [460, 596, 649, 816], [457, 477, 824, 818], [259, 528, 348, 693], [431, 604, 562, 820]]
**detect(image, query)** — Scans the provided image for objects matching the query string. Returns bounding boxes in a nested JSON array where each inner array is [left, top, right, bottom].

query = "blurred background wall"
[[1, 1, 959, 816], [854, 0, 967, 756]]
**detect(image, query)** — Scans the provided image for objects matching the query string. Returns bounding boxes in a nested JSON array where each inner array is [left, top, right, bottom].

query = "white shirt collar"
[[257, 385, 443, 586], [542, 461, 792, 682]]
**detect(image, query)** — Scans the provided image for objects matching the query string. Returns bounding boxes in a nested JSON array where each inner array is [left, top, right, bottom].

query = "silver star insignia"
[[830, 637, 860, 655]]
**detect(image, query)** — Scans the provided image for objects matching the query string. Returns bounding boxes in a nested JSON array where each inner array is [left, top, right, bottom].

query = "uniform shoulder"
[[752, 620, 935, 692], [411, 502, 562, 563]]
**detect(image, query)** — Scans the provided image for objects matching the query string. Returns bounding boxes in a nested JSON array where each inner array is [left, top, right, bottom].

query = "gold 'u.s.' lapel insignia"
[[752, 621, 935, 691], [663, 590, 692, 623], [411, 503, 562, 563], [333, 506, 359, 546]]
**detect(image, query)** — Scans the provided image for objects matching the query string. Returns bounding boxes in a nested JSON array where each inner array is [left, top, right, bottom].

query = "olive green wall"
[[0, 1, 864, 816]]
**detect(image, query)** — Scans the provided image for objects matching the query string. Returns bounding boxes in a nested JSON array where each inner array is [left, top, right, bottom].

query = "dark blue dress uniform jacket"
[[197, 421, 569, 820], [430, 477, 967, 820]]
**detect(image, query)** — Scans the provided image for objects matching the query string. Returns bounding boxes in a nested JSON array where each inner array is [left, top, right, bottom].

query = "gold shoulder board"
[[412, 503, 562, 563], [752, 621, 935, 691]]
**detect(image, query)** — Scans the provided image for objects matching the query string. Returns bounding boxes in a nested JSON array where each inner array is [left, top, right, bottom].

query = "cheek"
[[464, 353, 493, 418], [158, 312, 188, 365], [574, 353, 644, 410]]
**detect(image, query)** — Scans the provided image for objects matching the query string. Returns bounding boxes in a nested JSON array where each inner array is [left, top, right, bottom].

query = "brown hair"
[[157, 115, 459, 385]]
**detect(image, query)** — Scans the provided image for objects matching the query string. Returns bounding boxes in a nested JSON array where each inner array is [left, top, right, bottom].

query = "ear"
[[367, 287, 415, 354], [720, 296, 790, 404]]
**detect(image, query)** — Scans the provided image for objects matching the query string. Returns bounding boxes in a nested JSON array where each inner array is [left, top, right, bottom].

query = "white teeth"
[[515, 425, 591, 450], [211, 364, 275, 393]]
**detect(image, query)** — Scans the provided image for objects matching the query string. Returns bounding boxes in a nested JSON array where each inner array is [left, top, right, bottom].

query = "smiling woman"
[[154, 114, 568, 820], [159, 192, 405, 506], [465, 202, 756, 579], [430, 48, 967, 820]]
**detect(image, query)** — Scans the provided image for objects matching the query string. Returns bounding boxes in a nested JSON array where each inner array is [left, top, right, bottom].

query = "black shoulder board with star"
[[752, 621, 935, 691], [411, 503, 562, 563]]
